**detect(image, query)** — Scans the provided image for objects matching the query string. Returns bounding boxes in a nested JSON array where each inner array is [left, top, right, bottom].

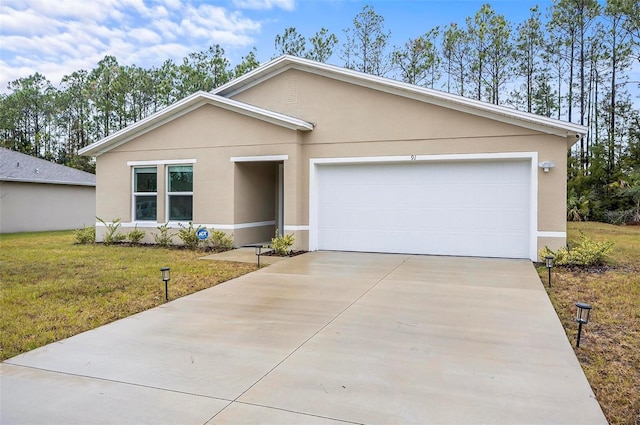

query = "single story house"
[[0, 148, 96, 233], [79, 56, 586, 261]]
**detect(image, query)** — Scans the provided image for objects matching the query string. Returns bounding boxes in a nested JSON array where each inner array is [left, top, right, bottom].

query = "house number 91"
[[410, 155, 417, 160]]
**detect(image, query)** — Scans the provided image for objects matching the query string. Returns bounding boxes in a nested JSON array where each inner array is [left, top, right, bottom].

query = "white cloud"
[[0, 0, 267, 93], [128, 28, 163, 44], [233, 0, 295, 11]]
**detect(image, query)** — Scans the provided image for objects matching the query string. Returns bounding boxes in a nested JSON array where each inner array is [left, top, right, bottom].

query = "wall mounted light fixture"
[[538, 161, 556, 173]]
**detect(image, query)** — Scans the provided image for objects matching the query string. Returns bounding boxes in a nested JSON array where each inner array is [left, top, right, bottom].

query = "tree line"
[[1, 1, 639, 223]]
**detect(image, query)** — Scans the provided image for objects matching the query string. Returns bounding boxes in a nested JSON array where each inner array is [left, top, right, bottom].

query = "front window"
[[167, 165, 193, 220], [133, 167, 157, 220]]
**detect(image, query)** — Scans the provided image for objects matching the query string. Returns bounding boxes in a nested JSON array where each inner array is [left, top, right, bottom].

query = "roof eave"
[[1, 177, 96, 186]]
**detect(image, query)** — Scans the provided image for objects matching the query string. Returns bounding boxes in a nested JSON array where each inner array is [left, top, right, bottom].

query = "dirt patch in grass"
[[537, 222, 640, 425], [0, 231, 256, 361]]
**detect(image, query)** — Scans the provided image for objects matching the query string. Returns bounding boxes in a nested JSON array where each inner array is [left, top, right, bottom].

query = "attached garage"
[[311, 154, 536, 259]]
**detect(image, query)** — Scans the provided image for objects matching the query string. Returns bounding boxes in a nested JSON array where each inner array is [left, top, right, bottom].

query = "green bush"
[[540, 232, 614, 267], [209, 229, 233, 250], [154, 223, 173, 247], [177, 222, 201, 249], [127, 225, 145, 244], [271, 230, 295, 256], [97, 217, 126, 245], [74, 226, 95, 244]]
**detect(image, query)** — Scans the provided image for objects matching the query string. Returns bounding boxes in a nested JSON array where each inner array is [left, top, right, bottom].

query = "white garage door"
[[316, 159, 532, 258]]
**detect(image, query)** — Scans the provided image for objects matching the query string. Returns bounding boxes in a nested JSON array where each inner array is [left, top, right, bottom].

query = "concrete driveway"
[[1, 252, 607, 425]]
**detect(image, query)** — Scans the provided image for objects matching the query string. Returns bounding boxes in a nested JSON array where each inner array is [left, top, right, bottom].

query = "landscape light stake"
[[575, 302, 592, 348], [161, 267, 171, 301], [254, 246, 262, 268], [545, 255, 554, 288]]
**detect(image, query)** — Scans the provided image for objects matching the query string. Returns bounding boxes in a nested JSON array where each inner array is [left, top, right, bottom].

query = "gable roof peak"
[[213, 55, 587, 141]]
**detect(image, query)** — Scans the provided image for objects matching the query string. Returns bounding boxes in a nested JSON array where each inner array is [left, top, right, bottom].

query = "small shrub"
[[177, 222, 201, 249], [540, 232, 614, 267], [154, 223, 173, 247], [74, 226, 95, 244], [97, 217, 126, 246], [271, 230, 295, 256], [127, 225, 146, 245], [209, 229, 234, 250]]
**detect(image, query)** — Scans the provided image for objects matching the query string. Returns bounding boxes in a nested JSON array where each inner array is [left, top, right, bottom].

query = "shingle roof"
[[0, 148, 96, 186]]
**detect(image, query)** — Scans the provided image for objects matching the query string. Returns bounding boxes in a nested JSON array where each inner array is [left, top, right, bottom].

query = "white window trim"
[[230, 155, 288, 162], [132, 166, 158, 222], [128, 159, 196, 166], [166, 164, 194, 222]]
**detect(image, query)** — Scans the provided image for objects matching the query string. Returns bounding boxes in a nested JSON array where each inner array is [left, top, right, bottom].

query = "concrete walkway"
[[1, 252, 607, 425]]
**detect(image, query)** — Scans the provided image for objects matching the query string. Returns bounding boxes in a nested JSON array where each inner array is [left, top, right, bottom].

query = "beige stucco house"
[[79, 56, 586, 261], [0, 148, 96, 233]]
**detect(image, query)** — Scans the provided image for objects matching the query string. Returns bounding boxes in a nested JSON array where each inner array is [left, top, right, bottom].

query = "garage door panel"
[[316, 160, 531, 259]]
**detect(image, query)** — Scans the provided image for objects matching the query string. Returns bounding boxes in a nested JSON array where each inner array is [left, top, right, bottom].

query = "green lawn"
[[0, 231, 256, 361], [537, 222, 640, 425]]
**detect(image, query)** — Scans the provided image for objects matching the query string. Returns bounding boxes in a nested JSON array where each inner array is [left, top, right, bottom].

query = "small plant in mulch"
[[207, 229, 234, 251], [127, 225, 146, 244], [177, 222, 201, 249], [154, 223, 173, 247], [97, 217, 126, 245], [269, 230, 295, 256]]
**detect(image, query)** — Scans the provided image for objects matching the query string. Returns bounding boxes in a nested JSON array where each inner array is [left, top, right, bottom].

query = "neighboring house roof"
[[213, 55, 587, 142], [79, 90, 314, 157], [0, 148, 96, 186]]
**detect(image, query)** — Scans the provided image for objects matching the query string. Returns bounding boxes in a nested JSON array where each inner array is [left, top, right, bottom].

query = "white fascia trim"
[[309, 152, 539, 261], [230, 155, 288, 162], [283, 225, 309, 231], [538, 231, 566, 238], [213, 95, 314, 131], [128, 159, 197, 166], [3, 178, 96, 186], [310, 152, 537, 165]]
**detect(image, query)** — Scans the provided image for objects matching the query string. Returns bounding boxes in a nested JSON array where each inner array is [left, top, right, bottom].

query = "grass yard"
[[537, 222, 640, 425], [0, 231, 256, 361]]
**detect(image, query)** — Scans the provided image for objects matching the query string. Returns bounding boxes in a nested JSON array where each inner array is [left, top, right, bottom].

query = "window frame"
[[132, 166, 158, 222], [166, 164, 194, 222]]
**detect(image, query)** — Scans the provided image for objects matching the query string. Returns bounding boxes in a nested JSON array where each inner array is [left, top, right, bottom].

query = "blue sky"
[[0, 0, 558, 93]]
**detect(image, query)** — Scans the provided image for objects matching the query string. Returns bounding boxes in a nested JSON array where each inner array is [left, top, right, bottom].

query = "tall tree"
[[273, 27, 338, 62], [3, 74, 57, 157], [392, 28, 440, 87], [441, 23, 470, 96], [58, 70, 92, 164], [307, 28, 339, 62], [512, 6, 544, 112], [466, 4, 493, 101], [233, 49, 260, 78], [484, 9, 513, 104], [88, 55, 121, 140], [549, 0, 601, 168], [341, 5, 392, 76], [274, 27, 306, 57], [175, 45, 231, 99]]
